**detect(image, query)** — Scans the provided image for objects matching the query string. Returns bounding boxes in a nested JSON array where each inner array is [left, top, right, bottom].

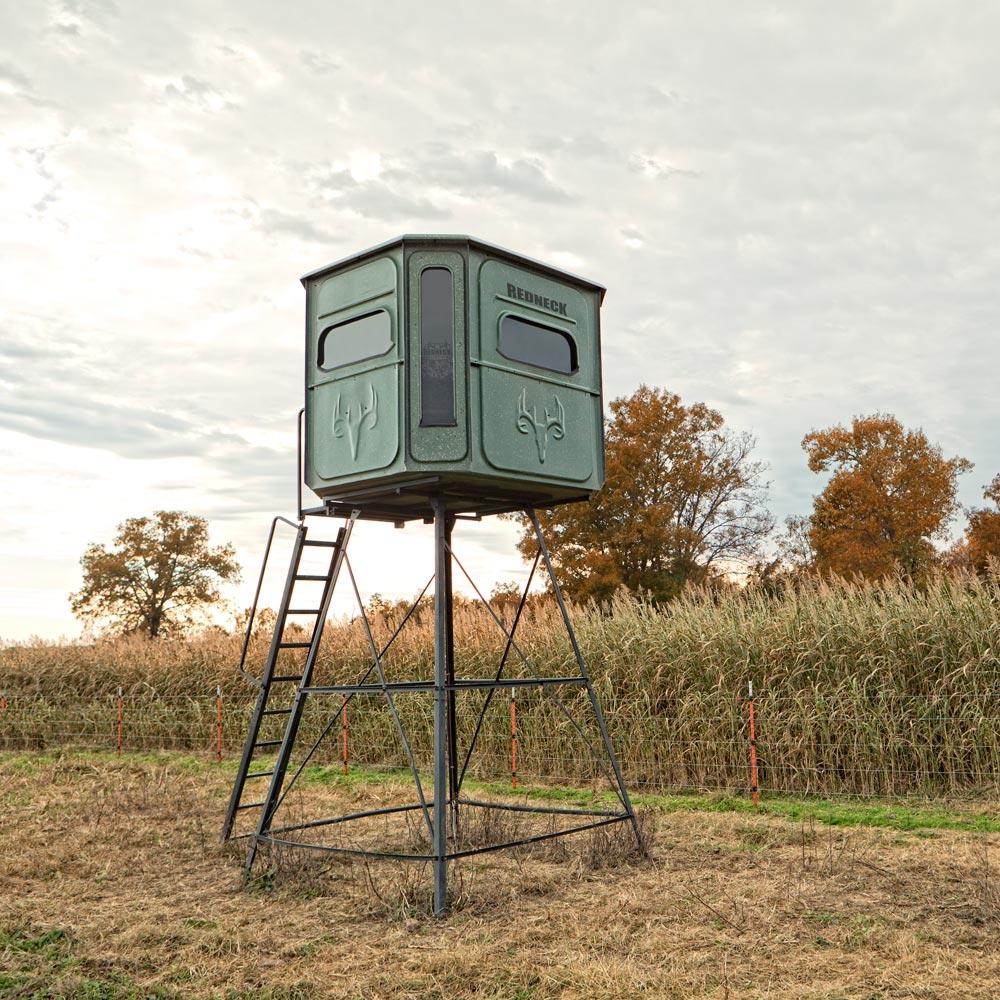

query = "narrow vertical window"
[[420, 267, 456, 426]]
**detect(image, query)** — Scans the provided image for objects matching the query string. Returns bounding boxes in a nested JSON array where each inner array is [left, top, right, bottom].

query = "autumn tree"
[[801, 414, 971, 580], [966, 474, 1000, 575], [513, 385, 773, 602], [71, 511, 240, 638]]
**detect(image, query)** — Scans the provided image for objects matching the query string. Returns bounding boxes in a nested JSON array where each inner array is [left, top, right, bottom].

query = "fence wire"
[[1, 688, 999, 803]]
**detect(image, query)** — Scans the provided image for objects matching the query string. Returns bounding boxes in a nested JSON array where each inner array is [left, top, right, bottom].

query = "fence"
[[2, 684, 998, 803]]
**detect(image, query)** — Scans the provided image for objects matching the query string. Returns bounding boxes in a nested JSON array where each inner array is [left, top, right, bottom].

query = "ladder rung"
[[295, 574, 328, 581], [246, 770, 274, 779], [271, 675, 302, 682], [278, 641, 311, 648], [303, 539, 340, 548], [287, 608, 321, 615], [235, 801, 265, 811], [261, 708, 292, 716], [254, 739, 283, 749]]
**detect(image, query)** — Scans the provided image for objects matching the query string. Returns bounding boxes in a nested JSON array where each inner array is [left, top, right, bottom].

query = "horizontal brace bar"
[[445, 815, 629, 860], [266, 802, 426, 836], [301, 681, 431, 695], [456, 797, 624, 819], [454, 676, 587, 690], [300, 676, 588, 696], [258, 835, 430, 863], [259, 816, 630, 863]]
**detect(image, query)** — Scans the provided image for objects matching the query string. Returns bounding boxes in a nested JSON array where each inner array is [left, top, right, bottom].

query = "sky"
[[2, 1, 999, 640]]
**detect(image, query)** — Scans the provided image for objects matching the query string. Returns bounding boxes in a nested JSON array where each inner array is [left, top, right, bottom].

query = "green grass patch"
[[3, 750, 997, 834], [0, 925, 184, 1000], [296, 759, 1000, 832], [0, 749, 222, 776], [0, 927, 71, 959], [299, 762, 413, 791]]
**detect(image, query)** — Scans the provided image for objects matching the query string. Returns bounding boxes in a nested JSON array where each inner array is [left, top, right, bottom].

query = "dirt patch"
[[2, 752, 998, 998]]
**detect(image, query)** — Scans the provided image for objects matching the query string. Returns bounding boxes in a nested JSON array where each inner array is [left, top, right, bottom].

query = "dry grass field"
[[2, 752, 999, 999]]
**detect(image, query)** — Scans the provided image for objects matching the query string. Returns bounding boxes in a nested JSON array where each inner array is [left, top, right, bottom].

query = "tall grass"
[[2, 572, 998, 798]]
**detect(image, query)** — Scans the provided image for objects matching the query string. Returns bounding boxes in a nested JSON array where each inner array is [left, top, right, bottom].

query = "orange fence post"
[[116, 686, 123, 755], [510, 686, 518, 790], [341, 694, 349, 776], [215, 686, 223, 761], [748, 680, 759, 807], [0, 692, 7, 713]]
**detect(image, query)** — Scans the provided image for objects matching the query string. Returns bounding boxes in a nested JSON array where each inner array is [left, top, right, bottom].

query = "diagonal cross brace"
[[445, 541, 626, 809], [269, 575, 435, 818], [344, 554, 435, 839], [456, 550, 539, 793]]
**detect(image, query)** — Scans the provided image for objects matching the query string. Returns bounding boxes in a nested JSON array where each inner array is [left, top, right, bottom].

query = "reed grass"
[[2, 572, 998, 798]]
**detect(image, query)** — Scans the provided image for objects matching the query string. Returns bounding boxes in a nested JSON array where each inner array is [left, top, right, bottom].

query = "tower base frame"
[[226, 502, 643, 917]]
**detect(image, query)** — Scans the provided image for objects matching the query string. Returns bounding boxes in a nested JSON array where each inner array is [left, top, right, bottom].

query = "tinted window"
[[498, 315, 577, 374], [318, 310, 391, 370], [419, 267, 456, 426]]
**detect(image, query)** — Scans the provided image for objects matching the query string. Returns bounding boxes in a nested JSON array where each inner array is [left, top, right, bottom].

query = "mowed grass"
[[2, 751, 999, 999]]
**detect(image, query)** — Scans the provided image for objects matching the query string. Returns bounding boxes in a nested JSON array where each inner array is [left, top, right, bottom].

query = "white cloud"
[[0, 1, 998, 637]]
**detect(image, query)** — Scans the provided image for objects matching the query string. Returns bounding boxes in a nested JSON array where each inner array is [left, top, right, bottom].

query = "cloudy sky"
[[2, 1, 999, 640]]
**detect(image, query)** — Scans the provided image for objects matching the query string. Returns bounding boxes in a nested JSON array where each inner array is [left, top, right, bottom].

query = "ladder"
[[221, 513, 356, 842]]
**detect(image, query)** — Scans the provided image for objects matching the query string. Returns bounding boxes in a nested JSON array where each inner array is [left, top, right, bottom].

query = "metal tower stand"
[[223, 499, 643, 917]]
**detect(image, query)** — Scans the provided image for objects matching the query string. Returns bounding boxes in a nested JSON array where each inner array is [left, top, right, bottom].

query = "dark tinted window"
[[318, 310, 391, 370], [419, 267, 456, 426], [498, 315, 577, 374]]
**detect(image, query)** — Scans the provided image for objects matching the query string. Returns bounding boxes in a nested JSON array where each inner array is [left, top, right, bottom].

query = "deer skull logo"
[[517, 388, 565, 463], [333, 383, 378, 460]]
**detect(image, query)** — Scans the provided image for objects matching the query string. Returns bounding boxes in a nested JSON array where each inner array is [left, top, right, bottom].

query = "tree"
[[70, 511, 240, 638], [512, 385, 773, 602], [746, 516, 818, 595], [966, 474, 1000, 575], [777, 515, 817, 572], [801, 414, 971, 580]]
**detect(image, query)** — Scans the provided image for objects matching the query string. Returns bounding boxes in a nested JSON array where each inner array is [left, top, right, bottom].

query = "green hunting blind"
[[302, 235, 606, 519], [225, 236, 641, 917]]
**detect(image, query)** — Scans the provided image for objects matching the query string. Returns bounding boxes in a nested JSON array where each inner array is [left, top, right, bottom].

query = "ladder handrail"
[[237, 515, 303, 687]]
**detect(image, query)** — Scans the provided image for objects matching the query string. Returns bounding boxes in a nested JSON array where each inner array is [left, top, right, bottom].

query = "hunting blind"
[[224, 236, 641, 916], [302, 235, 606, 518]]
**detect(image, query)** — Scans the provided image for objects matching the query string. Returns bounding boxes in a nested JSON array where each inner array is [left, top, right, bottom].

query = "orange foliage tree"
[[512, 385, 773, 602], [802, 414, 971, 580], [966, 474, 1000, 574]]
